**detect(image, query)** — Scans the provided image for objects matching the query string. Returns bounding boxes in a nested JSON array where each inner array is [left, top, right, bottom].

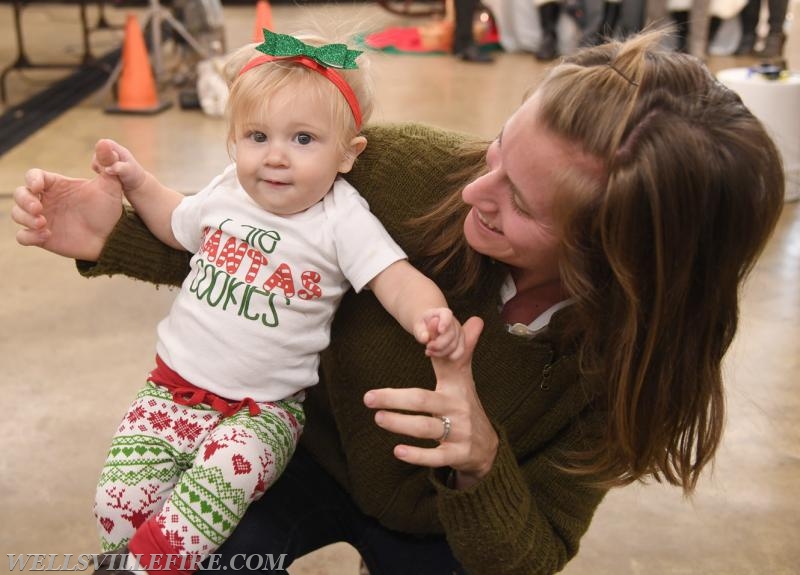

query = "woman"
[[13, 30, 784, 575]]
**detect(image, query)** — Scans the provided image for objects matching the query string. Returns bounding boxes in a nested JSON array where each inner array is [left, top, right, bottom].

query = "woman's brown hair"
[[411, 29, 785, 494]]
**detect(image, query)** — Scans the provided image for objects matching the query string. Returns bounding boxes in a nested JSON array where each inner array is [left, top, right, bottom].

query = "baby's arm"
[[92, 139, 183, 250], [369, 261, 464, 360]]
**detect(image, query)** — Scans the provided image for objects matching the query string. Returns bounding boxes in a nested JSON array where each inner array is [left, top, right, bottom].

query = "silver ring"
[[437, 416, 452, 442]]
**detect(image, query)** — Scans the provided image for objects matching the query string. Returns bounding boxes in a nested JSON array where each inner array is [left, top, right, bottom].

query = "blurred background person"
[[453, 0, 494, 61], [734, 0, 790, 57], [582, 0, 623, 46], [533, 0, 561, 60]]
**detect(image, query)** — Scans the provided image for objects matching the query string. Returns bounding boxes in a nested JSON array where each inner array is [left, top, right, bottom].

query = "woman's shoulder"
[[358, 123, 478, 181], [361, 123, 475, 151], [345, 123, 483, 235]]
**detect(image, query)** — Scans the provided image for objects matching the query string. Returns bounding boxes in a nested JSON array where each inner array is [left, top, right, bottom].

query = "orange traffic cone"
[[252, 0, 274, 41], [106, 13, 171, 115]]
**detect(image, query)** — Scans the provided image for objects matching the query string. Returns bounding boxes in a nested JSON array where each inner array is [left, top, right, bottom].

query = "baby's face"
[[234, 87, 351, 215]]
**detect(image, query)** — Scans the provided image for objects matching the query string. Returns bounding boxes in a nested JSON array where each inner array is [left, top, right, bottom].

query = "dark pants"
[[198, 447, 466, 575], [453, 0, 480, 52], [739, 0, 789, 35]]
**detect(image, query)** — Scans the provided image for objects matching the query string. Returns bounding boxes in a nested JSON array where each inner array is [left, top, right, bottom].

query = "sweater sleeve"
[[431, 418, 608, 575], [76, 206, 191, 287], [311, 285, 608, 575], [75, 123, 471, 288]]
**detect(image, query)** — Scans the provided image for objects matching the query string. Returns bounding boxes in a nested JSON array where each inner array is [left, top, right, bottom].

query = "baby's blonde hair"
[[222, 33, 373, 160]]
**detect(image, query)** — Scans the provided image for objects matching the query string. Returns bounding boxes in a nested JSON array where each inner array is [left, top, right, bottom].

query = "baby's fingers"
[[414, 314, 442, 345], [434, 310, 454, 334], [426, 325, 464, 360]]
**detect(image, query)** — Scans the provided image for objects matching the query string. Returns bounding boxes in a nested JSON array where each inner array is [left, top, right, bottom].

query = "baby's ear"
[[338, 136, 368, 173]]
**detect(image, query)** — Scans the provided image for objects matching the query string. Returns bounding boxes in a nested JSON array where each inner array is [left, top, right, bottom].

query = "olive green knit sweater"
[[79, 123, 608, 575]]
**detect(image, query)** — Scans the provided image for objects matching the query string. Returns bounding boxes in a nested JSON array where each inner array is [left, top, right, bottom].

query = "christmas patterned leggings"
[[93, 382, 305, 571]]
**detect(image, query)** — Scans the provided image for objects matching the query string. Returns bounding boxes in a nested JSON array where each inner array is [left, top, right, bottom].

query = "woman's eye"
[[250, 131, 267, 143], [485, 139, 500, 168], [509, 190, 529, 217], [295, 133, 313, 145]]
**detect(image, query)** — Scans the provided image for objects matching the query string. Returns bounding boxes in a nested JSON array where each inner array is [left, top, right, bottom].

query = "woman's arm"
[[65, 124, 458, 288], [73, 123, 471, 289], [13, 146, 190, 286], [362, 314, 608, 574], [364, 316, 493, 482], [77, 207, 191, 287], [433, 414, 608, 575], [311, 288, 607, 575]]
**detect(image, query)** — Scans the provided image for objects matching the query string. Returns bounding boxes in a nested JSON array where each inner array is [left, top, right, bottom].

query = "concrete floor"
[[1, 2, 799, 574]]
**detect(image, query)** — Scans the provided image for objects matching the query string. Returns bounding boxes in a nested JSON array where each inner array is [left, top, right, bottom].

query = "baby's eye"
[[250, 131, 267, 143], [295, 133, 314, 145]]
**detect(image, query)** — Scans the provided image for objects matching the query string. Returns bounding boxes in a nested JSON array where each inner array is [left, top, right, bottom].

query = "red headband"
[[238, 54, 363, 131]]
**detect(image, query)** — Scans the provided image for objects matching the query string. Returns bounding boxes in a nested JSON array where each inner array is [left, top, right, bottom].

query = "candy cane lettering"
[[216, 236, 250, 274], [298, 270, 322, 300], [199, 228, 223, 261], [263, 263, 296, 298], [245, 249, 269, 284]]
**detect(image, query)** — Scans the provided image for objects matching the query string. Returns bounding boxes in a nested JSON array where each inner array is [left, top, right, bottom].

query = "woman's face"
[[462, 96, 599, 289]]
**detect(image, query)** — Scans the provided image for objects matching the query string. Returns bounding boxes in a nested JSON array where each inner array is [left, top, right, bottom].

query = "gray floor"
[[1, 3, 799, 574]]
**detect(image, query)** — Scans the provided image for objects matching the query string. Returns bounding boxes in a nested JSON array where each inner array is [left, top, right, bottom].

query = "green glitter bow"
[[255, 30, 362, 70]]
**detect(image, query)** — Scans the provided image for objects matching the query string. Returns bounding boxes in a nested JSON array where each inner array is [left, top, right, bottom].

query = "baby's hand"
[[415, 308, 464, 361], [91, 139, 146, 194]]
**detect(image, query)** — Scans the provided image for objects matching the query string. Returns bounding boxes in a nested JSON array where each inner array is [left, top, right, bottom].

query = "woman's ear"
[[338, 136, 368, 173]]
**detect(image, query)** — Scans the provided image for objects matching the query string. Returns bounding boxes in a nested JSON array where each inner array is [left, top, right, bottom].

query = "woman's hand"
[[12, 167, 124, 262], [363, 316, 499, 489]]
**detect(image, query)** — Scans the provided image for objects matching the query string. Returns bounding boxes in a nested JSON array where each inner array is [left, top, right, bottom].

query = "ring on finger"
[[437, 415, 452, 442]]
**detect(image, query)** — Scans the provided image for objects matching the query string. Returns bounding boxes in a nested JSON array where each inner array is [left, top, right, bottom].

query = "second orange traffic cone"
[[106, 13, 171, 115], [252, 0, 274, 41]]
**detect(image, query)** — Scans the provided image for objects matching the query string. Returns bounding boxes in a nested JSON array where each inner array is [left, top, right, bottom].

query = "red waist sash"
[[148, 355, 261, 417]]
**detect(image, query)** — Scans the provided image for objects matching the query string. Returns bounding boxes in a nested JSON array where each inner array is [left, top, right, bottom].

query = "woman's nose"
[[462, 170, 498, 209]]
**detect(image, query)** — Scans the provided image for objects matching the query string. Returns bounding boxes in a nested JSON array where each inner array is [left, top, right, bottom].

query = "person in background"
[[735, 0, 790, 57], [668, 0, 715, 53], [533, 0, 562, 60], [535, 0, 603, 60], [13, 28, 785, 575], [453, 0, 494, 62], [582, 0, 623, 46]]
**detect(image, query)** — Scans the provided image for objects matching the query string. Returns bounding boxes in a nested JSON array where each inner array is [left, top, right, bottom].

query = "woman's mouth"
[[475, 209, 502, 234]]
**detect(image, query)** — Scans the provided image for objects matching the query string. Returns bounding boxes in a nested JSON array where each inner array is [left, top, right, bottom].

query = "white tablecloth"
[[718, 67, 800, 202]]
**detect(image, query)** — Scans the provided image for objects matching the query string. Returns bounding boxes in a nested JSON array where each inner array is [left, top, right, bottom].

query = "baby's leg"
[[129, 397, 305, 567], [93, 384, 220, 552]]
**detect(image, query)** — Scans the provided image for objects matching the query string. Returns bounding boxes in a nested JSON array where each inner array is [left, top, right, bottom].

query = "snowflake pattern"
[[173, 417, 203, 442], [148, 410, 172, 431], [95, 384, 305, 560]]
